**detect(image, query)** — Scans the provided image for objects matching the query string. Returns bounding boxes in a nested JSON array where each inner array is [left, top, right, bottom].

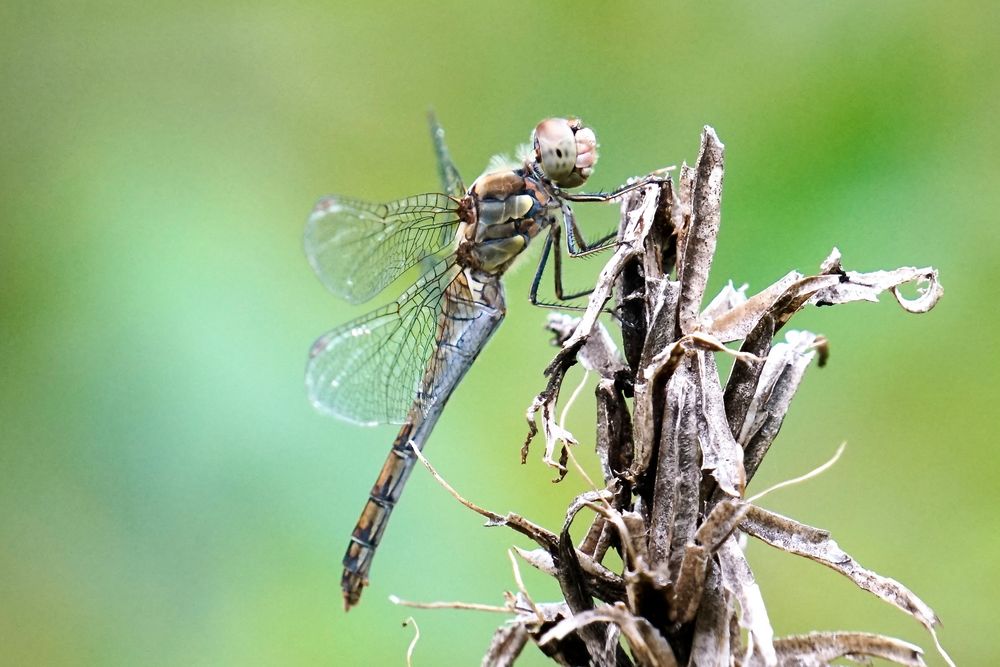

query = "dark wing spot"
[[555, 149, 563, 158]]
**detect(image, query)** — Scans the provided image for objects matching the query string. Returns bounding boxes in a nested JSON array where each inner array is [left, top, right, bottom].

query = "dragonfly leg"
[[529, 229, 587, 311], [560, 173, 670, 256], [561, 198, 618, 258], [558, 172, 667, 204], [550, 224, 598, 300], [529, 225, 617, 311], [528, 232, 553, 306]]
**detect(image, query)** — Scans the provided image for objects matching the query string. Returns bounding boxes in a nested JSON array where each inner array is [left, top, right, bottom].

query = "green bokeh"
[[2, 1, 996, 664]]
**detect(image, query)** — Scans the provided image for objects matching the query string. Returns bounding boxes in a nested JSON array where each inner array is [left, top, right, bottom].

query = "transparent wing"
[[305, 193, 462, 304], [429, 111, 465, 198], [306, 258, 502, 426]]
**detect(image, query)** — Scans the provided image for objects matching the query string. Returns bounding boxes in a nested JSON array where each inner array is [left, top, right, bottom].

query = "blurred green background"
[[1, 1, 996, 664]]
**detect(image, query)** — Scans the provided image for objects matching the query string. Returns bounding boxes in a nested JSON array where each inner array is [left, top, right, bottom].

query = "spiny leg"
[[554, 198, 656, 330], [529, 231, 587, 311], [550, 224, 600, 301], [529, 225, 616, 311], [560, 198, 618, 258], [558, 172, 667, 205], [530, 175, 667, 309]]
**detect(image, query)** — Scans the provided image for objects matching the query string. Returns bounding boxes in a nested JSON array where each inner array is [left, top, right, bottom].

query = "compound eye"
[[532, 118, 599, 188]]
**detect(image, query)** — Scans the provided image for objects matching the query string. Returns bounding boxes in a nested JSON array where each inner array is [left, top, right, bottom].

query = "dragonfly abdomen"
[[341, 417, 426, 608], [340, 269, 506, 609]]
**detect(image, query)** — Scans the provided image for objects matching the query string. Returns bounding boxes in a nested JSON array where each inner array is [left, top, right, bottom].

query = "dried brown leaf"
[[639, 278, 682, 370], [595, 378, 634, 484], [539, 603, 678, 667], [678, 127, 725, 334], [717, 537, 776, 665], [668, 542, 710, 624], [481, 623, 529, 667], [545, 313, 627, 380], [706, 271, 801, 343], [695, 351, 746, 497], [671, 161, 696, 269], [695, 499, 750, 551], [707, 249, 942, 344], [648, 358, 701, 568], [739, 330, 820, 483], [763, 631, 925, 667], [741, 505, 940, 631], [810, 248, 943, 314], [700, 280, 748, 324], [689, 561, 732, 667], [560, 184, 661, 351], [513, 545, 626, 604], [617, 179, 673, 374], [723, 314, 775, 442]]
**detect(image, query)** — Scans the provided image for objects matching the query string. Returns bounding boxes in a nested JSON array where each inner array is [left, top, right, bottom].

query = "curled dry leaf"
[[705, 247, 944, 344], [740, 504, 940, 631], [765, 631, 925, 667]]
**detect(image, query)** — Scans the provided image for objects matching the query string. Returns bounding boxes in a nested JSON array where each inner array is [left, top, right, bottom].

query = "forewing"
[[305, 193, 462, 304], [306, 258, 463, 425], [428, 112, 466, 198]]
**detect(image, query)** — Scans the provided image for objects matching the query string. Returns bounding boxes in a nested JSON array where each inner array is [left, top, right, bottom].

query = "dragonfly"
[[304, 115, 657, 609]]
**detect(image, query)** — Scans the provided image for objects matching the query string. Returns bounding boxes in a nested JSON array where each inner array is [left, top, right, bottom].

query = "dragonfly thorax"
[[456, 167, 559, 275]]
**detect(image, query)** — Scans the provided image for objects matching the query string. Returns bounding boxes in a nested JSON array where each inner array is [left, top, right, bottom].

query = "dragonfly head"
[[531, 117, 598, 189]]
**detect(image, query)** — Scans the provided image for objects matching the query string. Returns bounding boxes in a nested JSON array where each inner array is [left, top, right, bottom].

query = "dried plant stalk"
[[398, 127, 949, 667]]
